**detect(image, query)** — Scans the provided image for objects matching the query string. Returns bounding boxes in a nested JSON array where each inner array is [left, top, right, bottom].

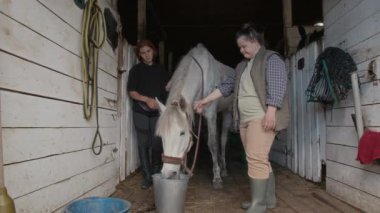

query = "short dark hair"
[[235, 22, 265, 45], [135, 39, 158, 61]]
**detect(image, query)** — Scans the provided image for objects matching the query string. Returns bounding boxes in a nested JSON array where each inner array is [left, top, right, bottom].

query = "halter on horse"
[[155, 44, 233, 188], [156, 97, 194, 179]]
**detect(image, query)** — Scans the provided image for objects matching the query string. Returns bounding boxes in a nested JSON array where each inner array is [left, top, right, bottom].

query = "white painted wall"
[[0, 0, 127, 212], [120, 42, 139, 176], [285, 41, 326, 182], [323, 0, 380, 212]]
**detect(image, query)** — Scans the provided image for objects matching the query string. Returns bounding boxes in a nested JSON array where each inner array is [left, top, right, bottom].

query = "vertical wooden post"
[[0, 91, 16, 213], [168, 51, 173, 75], [282, 0, 292, 29], [0, 92, 3, 188], [117, 32, 127, 181], [159, 41, 165, 65], [137, 0, 146, 40], [282, 0, 292, 56]]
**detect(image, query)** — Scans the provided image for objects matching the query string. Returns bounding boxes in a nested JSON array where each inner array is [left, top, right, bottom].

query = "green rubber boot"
[[241, 173, 276, 210], [266, 173, 277, 208], [245, 178, 268, 213]]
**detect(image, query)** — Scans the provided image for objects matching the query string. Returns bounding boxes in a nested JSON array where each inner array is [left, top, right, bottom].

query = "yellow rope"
[[81, 0, 107, 155], [81, 0, 106, 119]]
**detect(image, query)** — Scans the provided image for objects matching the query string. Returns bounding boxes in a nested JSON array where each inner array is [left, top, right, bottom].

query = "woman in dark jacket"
[[127, 40, 168, 189]]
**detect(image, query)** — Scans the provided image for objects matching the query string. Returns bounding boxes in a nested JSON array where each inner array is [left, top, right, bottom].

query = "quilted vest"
[[232, 47, 289, 132]]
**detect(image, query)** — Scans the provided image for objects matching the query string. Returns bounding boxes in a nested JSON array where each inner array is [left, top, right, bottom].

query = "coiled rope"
[[81, 0, 107, 155]]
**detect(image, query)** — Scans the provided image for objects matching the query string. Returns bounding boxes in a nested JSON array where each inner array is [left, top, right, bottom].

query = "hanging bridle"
[[161, 55, 205, 176]]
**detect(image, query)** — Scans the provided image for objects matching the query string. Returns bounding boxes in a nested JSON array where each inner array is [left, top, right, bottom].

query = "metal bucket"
[[153, 174, 190, 213]]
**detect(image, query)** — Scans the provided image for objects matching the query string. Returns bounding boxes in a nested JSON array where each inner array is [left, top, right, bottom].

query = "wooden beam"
[[137, 0, 146, 40], [283, 0, 292, 28], [159, 41, 165, 65], [168, 51, 173, 75], [282, 0, 292, 56]]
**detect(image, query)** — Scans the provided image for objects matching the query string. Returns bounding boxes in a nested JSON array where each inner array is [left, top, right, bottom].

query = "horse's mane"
[[166, 44, 213, 95], [159, 44, 232, 136]]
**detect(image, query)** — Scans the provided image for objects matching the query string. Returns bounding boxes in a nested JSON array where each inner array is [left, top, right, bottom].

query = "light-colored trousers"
[[240, 118, 275, 179]]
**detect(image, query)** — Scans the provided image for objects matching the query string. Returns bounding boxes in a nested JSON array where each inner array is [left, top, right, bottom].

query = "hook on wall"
[[368, 59, 377, 83]]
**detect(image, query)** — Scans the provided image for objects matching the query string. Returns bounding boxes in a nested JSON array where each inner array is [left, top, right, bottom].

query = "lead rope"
[[162, 56, 205, 175], [182, 56, 205, 176], [189, 117, 202, 175]]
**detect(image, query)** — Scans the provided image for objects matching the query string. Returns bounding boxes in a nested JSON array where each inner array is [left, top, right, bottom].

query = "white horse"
[[156, 44, 233, 188]]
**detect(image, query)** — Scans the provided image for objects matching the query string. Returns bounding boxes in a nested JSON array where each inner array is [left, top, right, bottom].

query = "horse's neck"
[[181, 84, 200, 104], [168, 74, 203, 105], [168, 52, 231, 105]]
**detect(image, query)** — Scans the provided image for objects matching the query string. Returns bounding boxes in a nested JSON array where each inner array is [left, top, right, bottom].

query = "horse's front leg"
[[206, 114, 223, 189]]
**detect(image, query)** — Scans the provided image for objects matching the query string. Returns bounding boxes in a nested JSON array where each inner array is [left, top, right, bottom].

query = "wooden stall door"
[[286, 41, 326, 182]]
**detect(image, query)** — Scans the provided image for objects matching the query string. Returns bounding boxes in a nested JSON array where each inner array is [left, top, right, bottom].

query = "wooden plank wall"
[[323, 0, 380, 212], [123, 45, 139, 176], [0, 0, 123, 212]]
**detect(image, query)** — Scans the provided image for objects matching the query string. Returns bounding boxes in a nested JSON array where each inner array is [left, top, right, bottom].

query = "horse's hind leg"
[[220, 111, 232, 177], [206, 114, 223, 189]]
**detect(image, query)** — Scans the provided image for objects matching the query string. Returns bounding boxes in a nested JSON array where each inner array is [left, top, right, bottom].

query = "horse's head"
[[156, 96, 193, 179]]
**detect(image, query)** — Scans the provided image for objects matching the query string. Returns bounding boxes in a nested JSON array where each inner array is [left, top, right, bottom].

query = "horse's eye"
[[180, 131, 185, 136]]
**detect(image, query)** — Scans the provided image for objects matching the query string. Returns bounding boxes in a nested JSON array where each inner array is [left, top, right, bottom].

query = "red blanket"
[[357, 130, 380, 164]]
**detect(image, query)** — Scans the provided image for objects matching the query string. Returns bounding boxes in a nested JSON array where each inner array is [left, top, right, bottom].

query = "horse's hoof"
[[213, 181, 223, 189]]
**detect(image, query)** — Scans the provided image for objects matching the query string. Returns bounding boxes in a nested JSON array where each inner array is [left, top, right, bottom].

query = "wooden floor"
[[112, 142, 362, 213]]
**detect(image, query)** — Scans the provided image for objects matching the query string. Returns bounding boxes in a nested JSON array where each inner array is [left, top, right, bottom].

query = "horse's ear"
[[155, 97, 166, 113]]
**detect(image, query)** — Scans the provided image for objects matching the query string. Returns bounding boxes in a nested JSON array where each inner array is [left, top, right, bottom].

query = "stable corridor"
[[112, 143, 361, 213]]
